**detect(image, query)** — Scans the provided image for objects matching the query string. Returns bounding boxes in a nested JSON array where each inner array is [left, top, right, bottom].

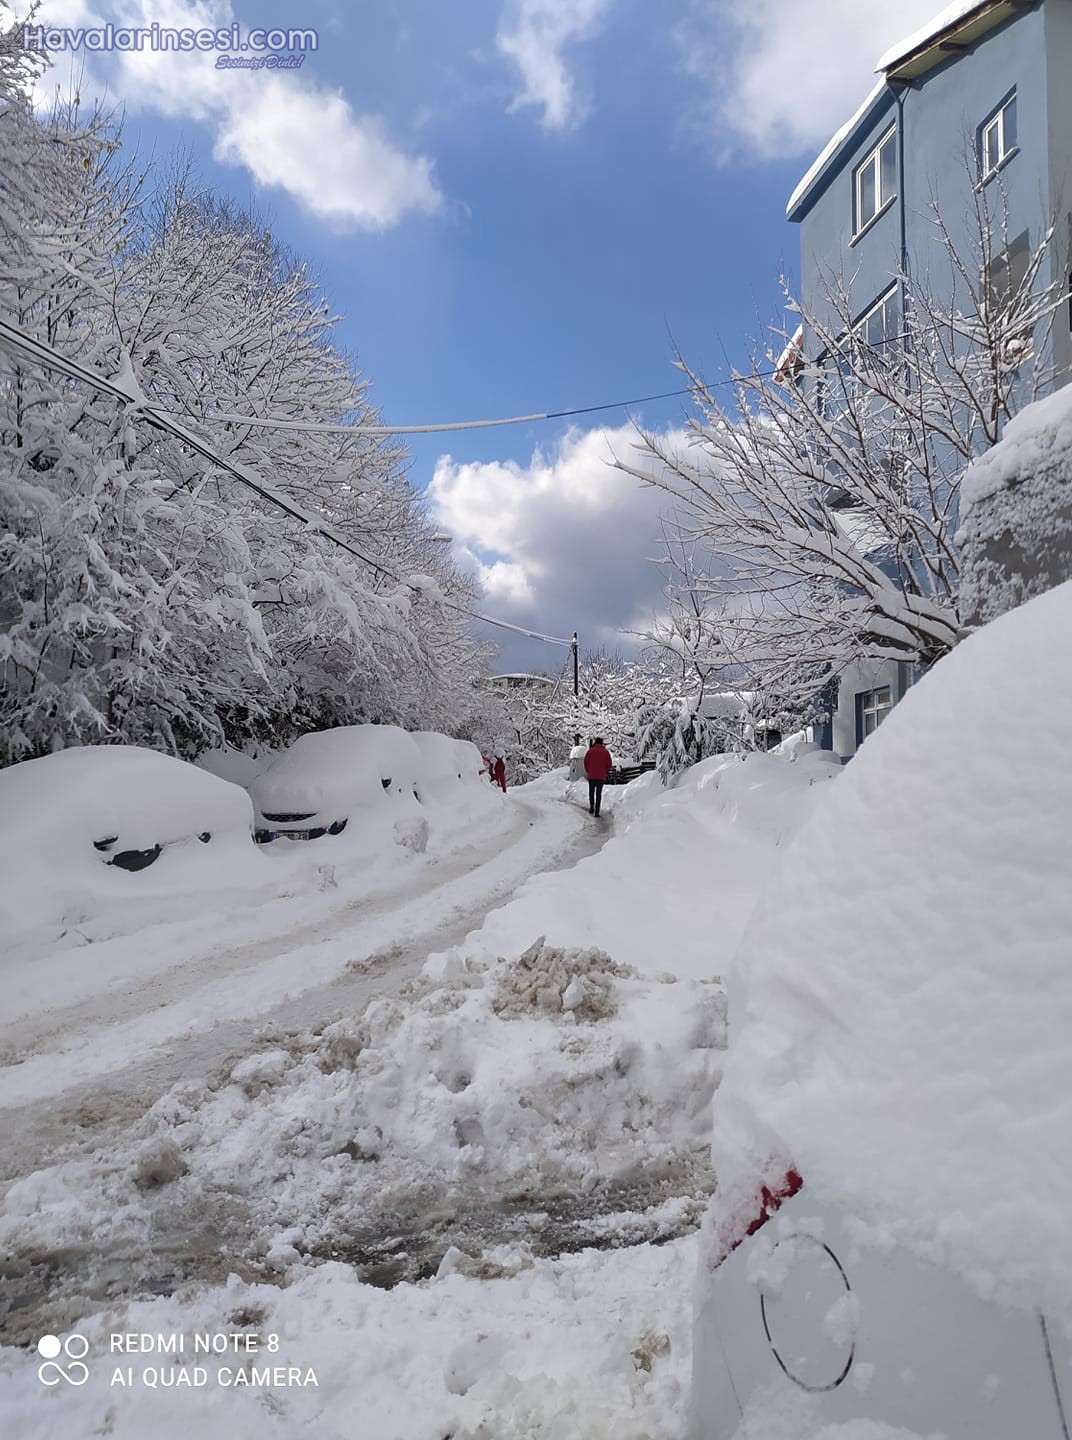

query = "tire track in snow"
[[0, 792, 611, 1186]]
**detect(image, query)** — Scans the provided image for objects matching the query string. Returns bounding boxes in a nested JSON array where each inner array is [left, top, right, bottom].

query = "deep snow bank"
[[711, 580, 1072, 1317], [479, 746, 840, 982]]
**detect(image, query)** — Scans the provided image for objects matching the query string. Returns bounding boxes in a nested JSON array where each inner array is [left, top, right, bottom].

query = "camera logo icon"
[[37, 1334, 90, 1386]]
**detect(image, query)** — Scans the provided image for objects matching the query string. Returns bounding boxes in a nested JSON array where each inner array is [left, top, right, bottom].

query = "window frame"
[[978, 90, 1018, 182], [854, 285, 901, 355], [856, 685, 893, 745], [852, 126, 897, 239], [817, 284, 901, 420]]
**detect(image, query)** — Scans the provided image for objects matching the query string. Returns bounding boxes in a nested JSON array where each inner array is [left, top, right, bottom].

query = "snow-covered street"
[[0, 749, 836, 1437], [6, 2, 1072, 1430]]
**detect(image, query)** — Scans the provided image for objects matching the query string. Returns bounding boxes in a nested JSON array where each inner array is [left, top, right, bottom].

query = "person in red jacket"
[[583, 736, 612, 816], [491, 746, 507, 793]]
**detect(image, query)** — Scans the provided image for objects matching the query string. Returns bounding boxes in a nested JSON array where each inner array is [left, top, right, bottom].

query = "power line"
[[176, 386, 697, 437], [0, 317, 574, 648]]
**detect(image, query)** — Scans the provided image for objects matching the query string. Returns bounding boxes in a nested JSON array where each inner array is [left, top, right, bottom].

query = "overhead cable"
[[0, 317, 574, 647]]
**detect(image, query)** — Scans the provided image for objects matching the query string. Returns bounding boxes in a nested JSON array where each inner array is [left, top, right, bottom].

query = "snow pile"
[[0, 747, 845, 1281], [0, 938, 724, 1270], [0, 1240, 697, 1440], [710, 580, 1072, 1318], [959, 384, 1072, 626], [961, 383, 1072, 514], [194, 744, 275, 788], [490, 935, 634, 1020], [0, 729, 510, 960], [485, 746, 841, 982], [0, 746, 268, 949]]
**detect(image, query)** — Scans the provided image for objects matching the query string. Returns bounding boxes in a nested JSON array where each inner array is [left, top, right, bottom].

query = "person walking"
[[491, 746, 508, 793], [567, 732, 586, 784], [584, 736, 612, 816]]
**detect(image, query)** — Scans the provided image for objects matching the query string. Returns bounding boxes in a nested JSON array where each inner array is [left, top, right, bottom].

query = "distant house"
[[787, 0, 1072, 759], [482, 673, 556, 693]]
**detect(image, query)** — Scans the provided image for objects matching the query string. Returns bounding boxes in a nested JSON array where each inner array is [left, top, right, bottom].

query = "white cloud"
[[429, 423, 687, 668], [684, 0, 942, 159], [496, 0, 611, 131], [33, 0, 442, 230]]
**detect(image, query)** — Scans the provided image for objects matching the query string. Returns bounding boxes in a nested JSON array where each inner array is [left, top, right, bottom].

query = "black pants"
[[588, 779, 604, 815]]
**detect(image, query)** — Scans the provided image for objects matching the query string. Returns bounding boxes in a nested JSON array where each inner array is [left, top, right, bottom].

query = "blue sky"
[[26, 0, 942, 672]]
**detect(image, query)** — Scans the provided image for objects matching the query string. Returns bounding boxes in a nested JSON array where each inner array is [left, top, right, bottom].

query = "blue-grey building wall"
[[788, 0, 1071, 759], [797, 4, 1054, 346]]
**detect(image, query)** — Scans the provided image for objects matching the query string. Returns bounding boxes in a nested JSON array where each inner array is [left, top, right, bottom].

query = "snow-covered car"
[[249, 724, 426, 842], [410, 731, 486, 802], [691, 581, 1072, 1439], [0, 744, 254, 874], [693, 1174, 1072, 1438]]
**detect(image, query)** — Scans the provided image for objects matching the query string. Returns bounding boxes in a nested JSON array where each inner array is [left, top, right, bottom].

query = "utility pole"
[[572, 632, 579, 697]]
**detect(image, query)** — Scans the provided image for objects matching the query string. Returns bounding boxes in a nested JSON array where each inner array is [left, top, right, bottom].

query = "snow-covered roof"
[[485, 672, 555, 687], [786, 80, 890, 220], [788, 0, 1022, 221], [877, 0, 1009, 80]]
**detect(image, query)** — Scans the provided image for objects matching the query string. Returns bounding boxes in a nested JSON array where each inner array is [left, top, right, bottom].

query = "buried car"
[[249, 724, 427, 842], [690, 581, 1072, 1438], [0, 744, 260, 948], [0, 744, 254, 875]]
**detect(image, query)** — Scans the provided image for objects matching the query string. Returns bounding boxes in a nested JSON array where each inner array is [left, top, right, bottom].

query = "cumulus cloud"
[[683, 0, 941, 159], [496, 0, 611, 130], [428, 423, 687, 670], [32, 0, 441, 229]]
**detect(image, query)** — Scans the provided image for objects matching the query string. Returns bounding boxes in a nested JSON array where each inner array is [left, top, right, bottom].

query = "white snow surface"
[[479, 747, 840, 981], [875, 0, 991, 75], [0, 744, 840, 1437], [0, 746, 265, 947], [960, 379, 1072, 512], [0, 731, 507, 962], [0, 1242, 698, 1440], [711, 579, 1072, 1319]]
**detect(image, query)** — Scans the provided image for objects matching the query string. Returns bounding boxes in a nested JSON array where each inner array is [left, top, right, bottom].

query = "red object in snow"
[[492, 756, 507, 792], [708, 1166, 804, 1272], [584, 742, 613, 781]]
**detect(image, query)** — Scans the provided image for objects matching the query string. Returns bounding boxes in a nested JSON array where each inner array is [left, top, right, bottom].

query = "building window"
[[979, 92, 1017, 180], [856, 285, 900, 354], [855, 686, 892, 745], [984, 229, 1032, 359], [818, 286, 901, 419], [853, 127, 896, 235]]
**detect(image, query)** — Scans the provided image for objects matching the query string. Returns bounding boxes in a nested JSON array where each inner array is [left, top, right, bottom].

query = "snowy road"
[[0, 788, 606, 1186]]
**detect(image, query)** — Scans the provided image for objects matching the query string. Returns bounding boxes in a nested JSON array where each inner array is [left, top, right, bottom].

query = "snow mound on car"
[[0, 745, 263, 947], [713, 580, 1072, 1317]]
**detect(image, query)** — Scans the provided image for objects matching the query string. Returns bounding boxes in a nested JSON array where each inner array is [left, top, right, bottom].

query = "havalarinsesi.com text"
[[21, 23, 319, 54]]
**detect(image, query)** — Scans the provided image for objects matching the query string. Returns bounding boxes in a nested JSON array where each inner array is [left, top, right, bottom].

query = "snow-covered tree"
[[616, 177, 1058, 708], [0, 39, 493, 764]]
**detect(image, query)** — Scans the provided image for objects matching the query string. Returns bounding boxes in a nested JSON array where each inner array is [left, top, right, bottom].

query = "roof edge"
[[877, 0, 1029, 83], [786, 80, 893, 222]]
